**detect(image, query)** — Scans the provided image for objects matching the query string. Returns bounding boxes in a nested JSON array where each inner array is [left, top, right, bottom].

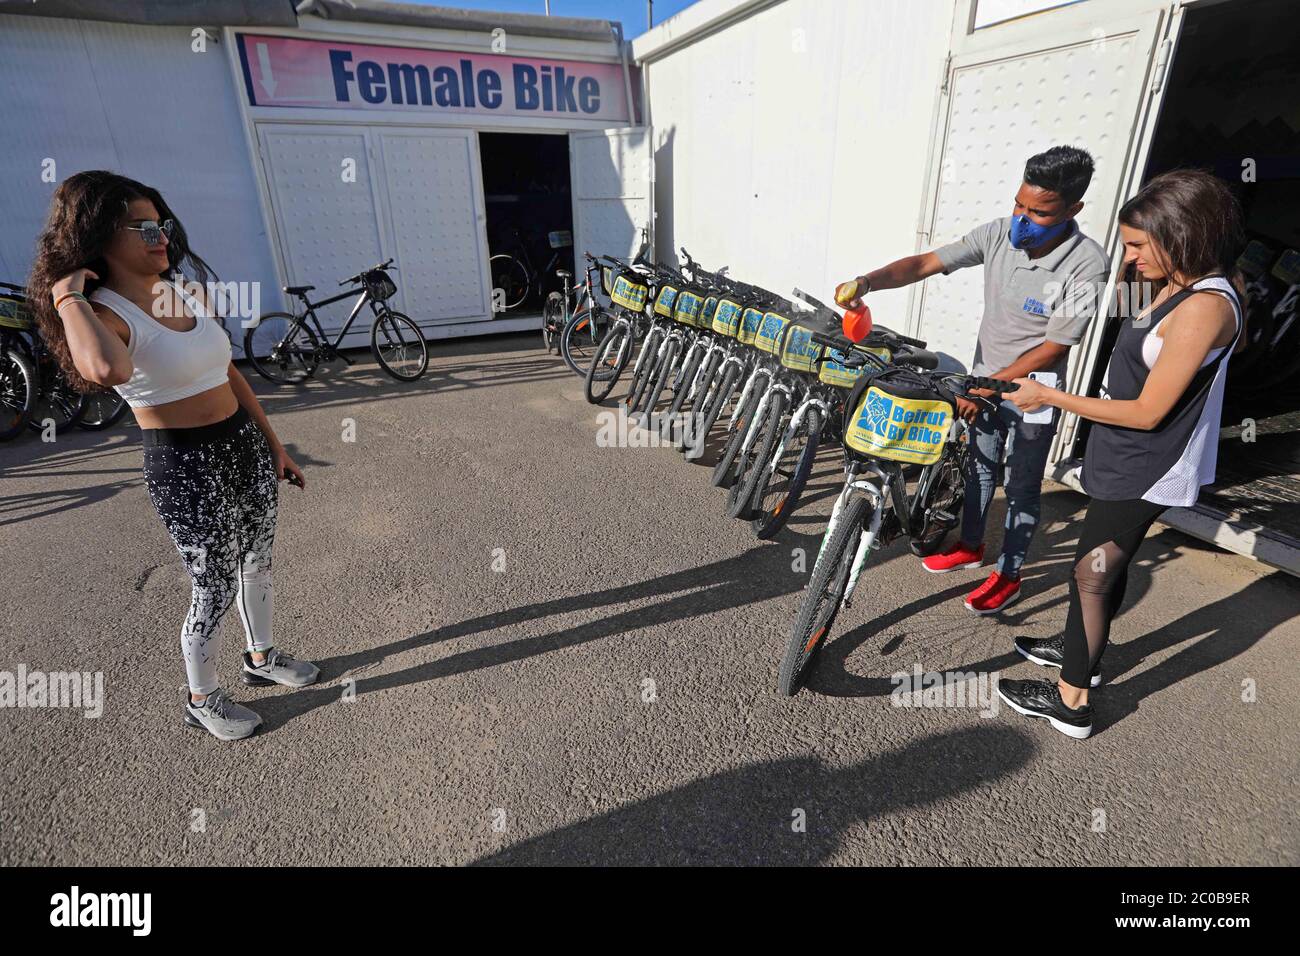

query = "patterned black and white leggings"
[[142, 407, 278, 695]]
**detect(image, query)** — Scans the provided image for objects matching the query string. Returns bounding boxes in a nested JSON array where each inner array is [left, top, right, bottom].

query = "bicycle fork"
[[814, 468, 887, 609], [762, 394, 830, 483]]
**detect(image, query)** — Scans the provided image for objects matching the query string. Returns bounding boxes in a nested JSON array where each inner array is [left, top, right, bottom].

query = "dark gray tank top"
[[1082, 279, 1240, 501]]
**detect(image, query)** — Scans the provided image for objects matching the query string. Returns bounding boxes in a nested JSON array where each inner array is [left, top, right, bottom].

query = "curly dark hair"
[[27, 171, 216, 393]]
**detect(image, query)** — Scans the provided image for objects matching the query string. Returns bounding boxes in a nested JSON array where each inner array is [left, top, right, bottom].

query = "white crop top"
[[91, 283, 232, 408]]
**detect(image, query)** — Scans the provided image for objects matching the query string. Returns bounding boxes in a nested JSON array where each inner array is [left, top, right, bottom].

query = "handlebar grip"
[[970, 376, 1019, 393]]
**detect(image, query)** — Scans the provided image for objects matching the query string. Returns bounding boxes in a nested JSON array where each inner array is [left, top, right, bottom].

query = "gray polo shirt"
[[934, 217, 1109, 380]]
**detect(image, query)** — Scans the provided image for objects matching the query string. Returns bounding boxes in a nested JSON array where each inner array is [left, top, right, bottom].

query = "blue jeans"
[[958, 400, 1057, 578]]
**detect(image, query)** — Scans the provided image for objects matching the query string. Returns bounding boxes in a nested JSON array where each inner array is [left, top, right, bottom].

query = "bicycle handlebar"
[[339, 258, 396, 286]]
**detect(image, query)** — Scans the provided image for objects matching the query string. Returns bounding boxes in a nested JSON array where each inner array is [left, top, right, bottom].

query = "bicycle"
[[776, 332, 1018, 697], [243, 259, 428, 385], [582, 252, 661, 405], [552, 254, 613, 376], [492, 227, 572, 314], [0, 281, 90, 440]]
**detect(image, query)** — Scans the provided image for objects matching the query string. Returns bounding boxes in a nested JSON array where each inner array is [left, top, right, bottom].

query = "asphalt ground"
[[2, 332, 1297, 865]]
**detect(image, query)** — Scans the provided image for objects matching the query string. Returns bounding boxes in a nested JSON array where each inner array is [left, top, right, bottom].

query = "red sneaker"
[[964, 572, 1022, 615], [921, 542, 985, 574]]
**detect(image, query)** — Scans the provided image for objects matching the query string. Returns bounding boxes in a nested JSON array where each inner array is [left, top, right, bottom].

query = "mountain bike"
[[583, 251, 660, 405], [243, 259, 428, 385], [776, 332, 1018, 696]]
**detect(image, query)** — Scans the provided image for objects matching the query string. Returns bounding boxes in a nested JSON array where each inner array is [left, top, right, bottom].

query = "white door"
[[910, 2, 1181, 386], [256, 123, 387, 341], [569, 127, 653, 267], [373, 128, 492, 326]]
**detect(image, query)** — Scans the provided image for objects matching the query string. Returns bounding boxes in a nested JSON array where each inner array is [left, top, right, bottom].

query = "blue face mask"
[[1009, 214, 1071, 250]]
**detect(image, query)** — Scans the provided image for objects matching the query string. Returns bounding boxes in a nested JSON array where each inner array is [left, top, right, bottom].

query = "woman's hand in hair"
[[51, 267, 99, 303]]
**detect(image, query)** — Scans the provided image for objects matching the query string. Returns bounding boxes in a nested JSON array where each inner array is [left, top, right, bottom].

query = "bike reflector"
[[673, 289, 703, 326], [712, 299, 744, 337], [612, 272, 650, 311], [844, 370, 953, 465], [754, 311, 791, 355], [653, 284, 679, 317], [779, 325, 823, 373], [737, 307, 765, 346]]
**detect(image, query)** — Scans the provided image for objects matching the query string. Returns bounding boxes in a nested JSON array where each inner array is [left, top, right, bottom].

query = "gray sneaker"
[[242, 648, 320, 688], [183, 688, 263, 741]]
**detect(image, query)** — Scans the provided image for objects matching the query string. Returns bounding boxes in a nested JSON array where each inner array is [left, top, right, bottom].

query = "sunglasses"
[[123, 219, 175, 246]]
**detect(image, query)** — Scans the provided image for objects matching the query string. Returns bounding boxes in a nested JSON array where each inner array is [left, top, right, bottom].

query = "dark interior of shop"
[[1077, 0, 1300, 538], [479, 131, 575, 313]]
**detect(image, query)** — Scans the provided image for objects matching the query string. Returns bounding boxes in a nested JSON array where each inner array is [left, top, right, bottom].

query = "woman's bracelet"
[[53, 290, 89, 313]]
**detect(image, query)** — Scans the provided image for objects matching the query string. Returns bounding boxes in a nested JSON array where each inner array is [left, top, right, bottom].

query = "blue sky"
[[406, 0, 699, 38]]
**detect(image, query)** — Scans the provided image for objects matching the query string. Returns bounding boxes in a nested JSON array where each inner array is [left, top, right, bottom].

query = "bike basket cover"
[[653, 284, 679, 317], [365, 270, 397, 302], [754, 311, 791, 355], [700, 296, 720, 330], [1272, 249, 1300, 285], [0, 295, 33, 330], [818, 345, 890, 389], [601, 266, 615, 296], [737, 306, 765, 346], [673, 289, 704, 326], [612, 271, 650, 311], [843, 368, 953, 465], [712, 298, 743, 337], [779, 324, 823, 372]]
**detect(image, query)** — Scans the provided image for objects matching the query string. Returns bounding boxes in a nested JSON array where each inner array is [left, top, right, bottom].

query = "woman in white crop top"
[[29, 170, 318, 741]]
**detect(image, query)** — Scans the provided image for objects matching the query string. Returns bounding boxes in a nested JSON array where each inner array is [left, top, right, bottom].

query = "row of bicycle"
[[0, 282, 129, 442], [551, 247, 1021, 695]]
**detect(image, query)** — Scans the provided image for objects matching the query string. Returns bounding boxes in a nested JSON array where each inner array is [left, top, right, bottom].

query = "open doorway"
[[1077, 0, 1300, 542], [479, 131, 575, 316]]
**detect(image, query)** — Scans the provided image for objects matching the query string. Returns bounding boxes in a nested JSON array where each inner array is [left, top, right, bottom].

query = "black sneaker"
[[1014, 635, 1102, 687], [996, 678, 1093, 739]]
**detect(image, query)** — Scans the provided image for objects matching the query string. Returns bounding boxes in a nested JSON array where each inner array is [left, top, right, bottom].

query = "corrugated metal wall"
[[640, 0, 956, 328], [0, 14, 279, 320]]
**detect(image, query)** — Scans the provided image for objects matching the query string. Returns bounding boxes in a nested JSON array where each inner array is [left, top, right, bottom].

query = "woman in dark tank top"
[[995, 170, 1245, 740]]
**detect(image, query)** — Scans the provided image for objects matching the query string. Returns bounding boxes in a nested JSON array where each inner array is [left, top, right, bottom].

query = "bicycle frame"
[[287, 285, 381, 353]]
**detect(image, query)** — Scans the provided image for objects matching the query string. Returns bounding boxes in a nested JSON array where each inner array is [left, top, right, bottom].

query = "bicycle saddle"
[[284, 285, 315, 295], [555, 270, 572, 279]]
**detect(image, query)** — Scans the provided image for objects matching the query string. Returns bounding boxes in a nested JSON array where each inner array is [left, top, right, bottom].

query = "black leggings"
[[142, 407, 279, 695], [1061, 496, 1167, 689]]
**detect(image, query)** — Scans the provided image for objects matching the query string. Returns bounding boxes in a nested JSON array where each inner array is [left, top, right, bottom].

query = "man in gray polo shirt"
[[836, 146, 1109, 614]]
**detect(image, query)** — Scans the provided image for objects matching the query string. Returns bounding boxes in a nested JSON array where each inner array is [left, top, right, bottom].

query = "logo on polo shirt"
[[1022, 296, 1047, 316]]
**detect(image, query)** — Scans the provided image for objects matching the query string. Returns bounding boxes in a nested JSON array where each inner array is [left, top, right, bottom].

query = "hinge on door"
[[939, 53, 953, 95], [1150, 38, 1173, 94]]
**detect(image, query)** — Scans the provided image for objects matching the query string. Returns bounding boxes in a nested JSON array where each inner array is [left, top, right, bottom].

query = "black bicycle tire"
[[542, 291, 564, 353], [664, 342, 706, 440], [623, 325, 663, 415], [77, 390, 130, 431], [584, 322, 631, 404], [244, 312, 321, 385], [0, 344, 37, 441], [372, 310, 429, 382], [729, 389, 789, 519], [685, 361, 740, 462], [711, 380, 762, 488], [562, 305, 606, 378], [777, 494, 871, 697], [752, 405, 821, 539]]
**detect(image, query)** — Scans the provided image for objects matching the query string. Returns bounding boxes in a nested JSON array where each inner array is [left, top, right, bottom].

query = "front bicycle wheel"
[[372, 310, 429, 381], [490, 255, 529, 312], [685, 361, 740, 462], [711, 381, 762, 488], [244, 313, 320, 385], [29, 363, 86, 435], [77, 390, 130, 431], [542, 292, 564, 353], [777, 494, 871, 697], [624, 327, 665, 418], [562, 305, 607, 378], [0, 344, 37, 441], [584, 321, 632, 404], [751, 406, 821, 539], [728, 389, 789, 519]]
